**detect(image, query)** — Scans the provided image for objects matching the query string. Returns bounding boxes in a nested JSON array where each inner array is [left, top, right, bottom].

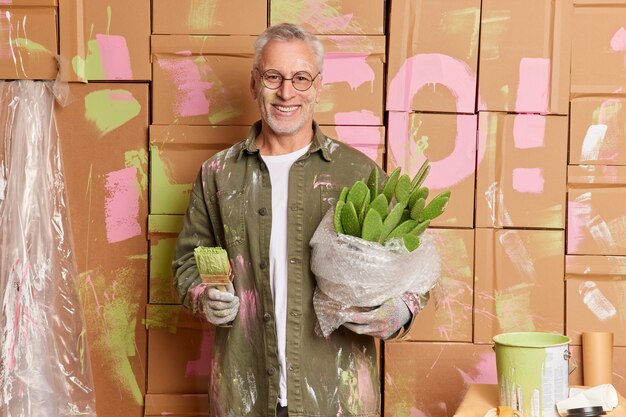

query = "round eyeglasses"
[[256, 68, 321, 92]]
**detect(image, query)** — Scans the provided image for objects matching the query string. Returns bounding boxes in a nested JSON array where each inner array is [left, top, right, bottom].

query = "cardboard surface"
[[56, 83, 149, 417], [144, 393, 209, 416], [153, 0, 266, 35], [386, 0, 480, 113], [316, 35, 385, 126], [475, 112, 568, 228], [146, 305, 214, 394], [404, 229, 474, 342], [59, 0, 151, 81], [151, 35, 257, 126], [321, 124, 384, 166], [478, 0, 571, 114], [567, 167, 626, 255], [149, 215, 184, 304], [569, 97, 626, 165], [387, 112, 477, 228], [149, 125, 248, 214], [0, 7, 57, 79], [384, 342, 497, 417], [571, 5, 626, 96], [566, 255, 626, 346], [2, 0, 57, 4], [453, 384, 626, 417], [270, 0, 384, 35], [474, 228, 565, 344]]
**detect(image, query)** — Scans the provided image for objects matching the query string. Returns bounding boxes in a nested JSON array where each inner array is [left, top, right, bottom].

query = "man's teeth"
[[275, 105, 298, 112]]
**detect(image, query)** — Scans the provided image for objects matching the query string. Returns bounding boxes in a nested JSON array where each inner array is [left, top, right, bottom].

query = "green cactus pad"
[[409, 219, 430, 237], [411, 159, 431, 189], [361, 209, 384, 242], [394, 174, 412, 203], [386, 219, 418, 241], [369, 193, 389, 220], [333, 200, 345, 234], [402, 234, 421, 252], [408, 186, 429, 210], [378, 200, 407, 243], [346, 181, 369, 215], [366, 168, 379, 201], [338, 186, 350, 203], [341, 201, 361, 237], [419, 191, 451, 222], [410, 197, 426, 220], [382, 167, 401, 202]]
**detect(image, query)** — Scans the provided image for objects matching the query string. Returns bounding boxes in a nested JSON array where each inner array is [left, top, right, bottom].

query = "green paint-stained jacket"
[[173, 121, 415, 417]]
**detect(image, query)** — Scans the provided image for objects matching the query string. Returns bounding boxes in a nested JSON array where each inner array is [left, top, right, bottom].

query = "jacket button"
[[267, 367, 276, 376], [258, 207, 267, 216], [260, 260, 268, 269], [289, 258, 300, 264], [263, 313, 271, 322]]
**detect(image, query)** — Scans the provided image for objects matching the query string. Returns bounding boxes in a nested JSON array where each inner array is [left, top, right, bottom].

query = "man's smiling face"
[[251, 39, 322, 139]]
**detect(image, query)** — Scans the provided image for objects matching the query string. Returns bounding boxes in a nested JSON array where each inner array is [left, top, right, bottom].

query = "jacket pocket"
[[215, 189, 245, 248]]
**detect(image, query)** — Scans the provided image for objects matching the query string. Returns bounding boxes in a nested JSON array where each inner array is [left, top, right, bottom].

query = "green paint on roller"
[[12, 38, 51, 53], [84, 89, 141, 136], [493, 332, 570, 417]]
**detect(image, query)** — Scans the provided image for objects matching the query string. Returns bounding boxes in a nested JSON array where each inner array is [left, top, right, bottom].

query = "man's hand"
[[343, 296, 411, 339], [200, 282, 240, 326]]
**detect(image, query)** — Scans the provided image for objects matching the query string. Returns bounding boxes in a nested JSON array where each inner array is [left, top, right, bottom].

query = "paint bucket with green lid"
[[493, 332, 571, 417]]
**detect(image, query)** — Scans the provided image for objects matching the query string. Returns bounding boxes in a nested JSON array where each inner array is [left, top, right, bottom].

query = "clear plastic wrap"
[[0, 81, 97, 417], [310, 208, 441, 336]]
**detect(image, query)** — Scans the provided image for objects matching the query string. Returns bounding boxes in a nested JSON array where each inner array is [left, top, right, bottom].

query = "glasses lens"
[[262, 70, 283, 89], [292, 72, 314, 91]]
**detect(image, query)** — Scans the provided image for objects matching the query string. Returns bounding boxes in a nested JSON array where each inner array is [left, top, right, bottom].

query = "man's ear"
[[250, 72, 258, 100]]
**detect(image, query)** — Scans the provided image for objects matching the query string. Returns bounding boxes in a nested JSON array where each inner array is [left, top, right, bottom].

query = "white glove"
[[343, 296, 411, 339], [200, 282, 239, 326]]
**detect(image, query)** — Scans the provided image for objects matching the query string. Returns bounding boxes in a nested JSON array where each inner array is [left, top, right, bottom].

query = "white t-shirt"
[[261, 144, 310, 407]]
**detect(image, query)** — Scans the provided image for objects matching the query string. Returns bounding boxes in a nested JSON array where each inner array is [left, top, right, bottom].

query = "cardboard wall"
[[3, 1, 626, 416]]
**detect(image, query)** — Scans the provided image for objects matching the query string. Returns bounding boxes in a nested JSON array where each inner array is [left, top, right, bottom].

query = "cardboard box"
[[153, 0, 266, 35], [387, 112, 477, 228], [475, 112, 568, 229], [384, 342, 497, 417], [321, 124, 384, 166], [571, 5, 626, 97], [1, 0, 57, 5], [386, 0, 480, 113], [566, 255, 626, 346], [270, 0, 384, 35], [150, 125, 248, 214], [146, 304, 214, 394], [151, 35, 257, 126], [145, 393, 209, 416], [59, 0, 151, 81], [316, 35, 385, 126], [570, 97, 626, 165], [474, 228, 565, 344], [56, 83, 149, 417], [454, 384, 626, 417], [569, 345, 626, 399], [567, 166, 626, 255], [404, 229, 474, 342], [0, 7, 57, 79], [478, 0, 572, 114], [149, 215, 184, 304]]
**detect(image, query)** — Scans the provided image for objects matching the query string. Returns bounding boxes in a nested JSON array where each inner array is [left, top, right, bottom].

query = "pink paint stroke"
[[95, 34, 133, 80], [387, 53, 478, 113], [239, 289, 258, 344], [0, 12, 13, 60], [317, 13, 354, 32], [185, 329, 213, 377], [388, 112, 484, 189], [357, 361, 376, 409], [322, 52, 374, 90], [610, 27, 626, 51], [157, 57, 213, 117], [334, 110, 380, 126], [512, 168, 544, 194], [334, 125, 382, 162], [104, 167, 141, 243], [515, 57, 550, 113], [513, 115, 546, 149]]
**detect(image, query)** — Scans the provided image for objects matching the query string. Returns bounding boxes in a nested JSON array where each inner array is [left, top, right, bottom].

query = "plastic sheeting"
[[0, 81, 96, 417], [310, 208, 441, 336]]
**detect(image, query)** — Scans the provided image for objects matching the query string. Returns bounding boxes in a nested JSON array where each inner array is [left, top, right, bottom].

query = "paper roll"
[[582, 332, 613, 386]]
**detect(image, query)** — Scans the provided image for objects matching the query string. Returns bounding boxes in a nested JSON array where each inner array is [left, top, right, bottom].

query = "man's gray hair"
[[253, 23, 325, 72]]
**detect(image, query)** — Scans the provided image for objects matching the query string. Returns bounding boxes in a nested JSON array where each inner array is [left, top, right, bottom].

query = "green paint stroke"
[[143, 304, 181, 333], [592, 101, 623, 124], [149, 237, 178, 304], [106, 5, 112, 36], [84, 89, 141, 137], [188, 0, 217, 32], [495, 283, 536, 333], [150, 145, 192, 214], [208, 105, 243, 124], [12, 38, 51, 54], [72, 39, 105, 80], [82, 269, 143, 405], [125, 149, 149, 192], [271, 0, 306, 26]]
